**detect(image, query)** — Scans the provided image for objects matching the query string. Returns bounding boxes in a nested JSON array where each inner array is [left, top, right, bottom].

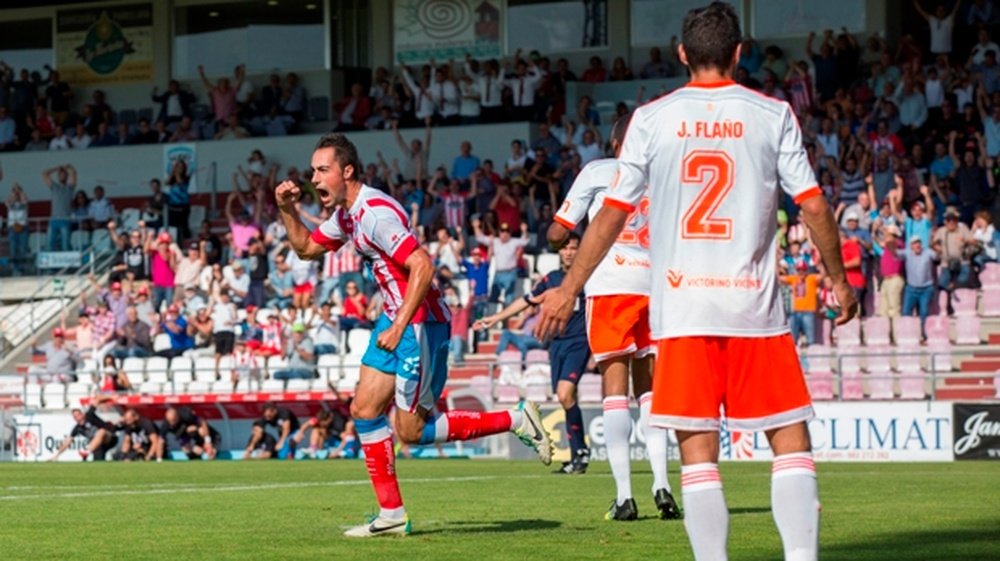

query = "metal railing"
[[0, 247, 118, 357]]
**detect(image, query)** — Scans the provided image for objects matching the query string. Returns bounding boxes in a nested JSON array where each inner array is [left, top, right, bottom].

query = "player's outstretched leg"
[[418, 401, 553, 465], [344, 416, 410, 538]]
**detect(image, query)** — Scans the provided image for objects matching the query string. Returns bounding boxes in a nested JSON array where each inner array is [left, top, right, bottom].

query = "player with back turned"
[[535, 3, 858, 559], [547, 112, 680, 521], [275, 133, 552, 538]]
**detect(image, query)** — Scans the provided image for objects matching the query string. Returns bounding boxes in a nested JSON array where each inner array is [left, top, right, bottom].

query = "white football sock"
[[640, 391, 671, 492], [602, 395, 632, 504], [771, 452, 820, 561], [681, 463, 729, 561]]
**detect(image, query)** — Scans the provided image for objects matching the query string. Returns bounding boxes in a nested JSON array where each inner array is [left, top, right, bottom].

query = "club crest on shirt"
[[666, 269, 684, 288]]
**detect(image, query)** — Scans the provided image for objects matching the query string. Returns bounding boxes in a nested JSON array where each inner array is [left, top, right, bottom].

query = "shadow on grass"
[[822, 522, 1000, 561], [415, 518, 562, 536], [730, 507, 771, 515]]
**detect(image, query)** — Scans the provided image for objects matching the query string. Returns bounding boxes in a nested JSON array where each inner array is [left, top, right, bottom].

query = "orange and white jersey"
[[605, 80, 820, 339], [554, 158, 650, 297]]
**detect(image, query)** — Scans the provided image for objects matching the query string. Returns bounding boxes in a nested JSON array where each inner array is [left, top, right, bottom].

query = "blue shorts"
[[549, 337, 591, 391], [362, 314, 450, 413]]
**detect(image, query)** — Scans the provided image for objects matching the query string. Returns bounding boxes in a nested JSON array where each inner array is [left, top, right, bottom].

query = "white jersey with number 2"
[[604, 80, 820, 339], [554, 158, 650, 297]]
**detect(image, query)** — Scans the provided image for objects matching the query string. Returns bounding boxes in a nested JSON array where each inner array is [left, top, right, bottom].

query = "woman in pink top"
[[147, 231, 178, 312]]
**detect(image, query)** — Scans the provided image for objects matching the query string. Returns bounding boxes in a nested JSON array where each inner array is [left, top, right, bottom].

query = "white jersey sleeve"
[[778, 105, 823, 203], [310, 211, 347, 252], [561, 158, 650, 296]]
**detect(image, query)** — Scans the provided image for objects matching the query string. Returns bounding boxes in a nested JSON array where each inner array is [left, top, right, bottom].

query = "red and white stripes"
[[602, 396, 630, 412], [681, 463, 723, 493], [638, 392, 653, 409], [772, 452, 816, 479]]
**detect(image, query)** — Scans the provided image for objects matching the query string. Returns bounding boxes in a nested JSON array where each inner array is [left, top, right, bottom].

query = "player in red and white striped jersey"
[[535, 3, 857, 559], [276, 133, 552, 538]]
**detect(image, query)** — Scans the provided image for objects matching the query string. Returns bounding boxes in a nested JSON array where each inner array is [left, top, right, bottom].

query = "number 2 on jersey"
[[681, 150, 735, 240], [616, 196, 650, 248]]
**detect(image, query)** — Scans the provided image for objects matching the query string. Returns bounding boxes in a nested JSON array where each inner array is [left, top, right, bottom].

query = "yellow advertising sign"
[[55, 3, 153, 85]]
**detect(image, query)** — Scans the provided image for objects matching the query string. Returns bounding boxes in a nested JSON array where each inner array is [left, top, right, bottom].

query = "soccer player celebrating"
[[547, 113, 680, 521], [275, 133, 552, 538], [535, 3, 858, 560], [474, 233, 591, 474]]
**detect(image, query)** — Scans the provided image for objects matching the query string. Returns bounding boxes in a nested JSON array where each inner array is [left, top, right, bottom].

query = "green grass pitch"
[[1, 460, 997, 560]]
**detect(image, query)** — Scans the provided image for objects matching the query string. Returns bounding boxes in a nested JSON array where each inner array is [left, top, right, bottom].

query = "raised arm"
[[197, 65, 213, 91], [912, 0, 930, 20], [275, 181, 328, 260]]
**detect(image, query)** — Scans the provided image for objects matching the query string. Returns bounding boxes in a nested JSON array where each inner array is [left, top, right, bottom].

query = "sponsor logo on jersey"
[[666, 269, 684, 288]]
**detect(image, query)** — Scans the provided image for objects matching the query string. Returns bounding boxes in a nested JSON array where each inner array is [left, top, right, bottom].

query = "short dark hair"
[[610, 112, 633, 148], [681, 2, 741, 73], [565, 231, 582, 244], [314, 133, 361, 180]]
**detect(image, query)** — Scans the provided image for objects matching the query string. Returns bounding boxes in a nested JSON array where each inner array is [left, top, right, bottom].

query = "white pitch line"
[[0, 474, 544, 502]]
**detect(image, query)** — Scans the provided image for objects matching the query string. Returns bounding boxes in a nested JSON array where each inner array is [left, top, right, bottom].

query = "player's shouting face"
[[310, 146, 355, 208]]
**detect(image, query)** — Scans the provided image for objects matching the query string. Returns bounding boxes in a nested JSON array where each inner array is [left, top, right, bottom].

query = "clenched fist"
[[275, 180, 301, 212]]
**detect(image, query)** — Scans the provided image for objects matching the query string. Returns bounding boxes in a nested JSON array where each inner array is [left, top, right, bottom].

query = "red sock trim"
[[445, 410, 512, 441], [362, 437, 403, 510]]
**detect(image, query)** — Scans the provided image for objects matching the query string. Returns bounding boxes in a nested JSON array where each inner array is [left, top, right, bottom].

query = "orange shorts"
[[651, 334, 813, 432], [585, 294, 655, 363]]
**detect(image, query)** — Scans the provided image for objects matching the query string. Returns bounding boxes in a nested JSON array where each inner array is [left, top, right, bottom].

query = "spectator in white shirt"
[[458, 72, 481, 125], [69, 123, 91, 150], [473, 218, 530, 306], [399, 64, 437, 123], [429, 61, 460, 125], [464, 55, 504, 123], [502, 50, 543, 121], [49, 125, 71, 150], [970, 28, 1000, 68], [87, 185, 116, 227], [913, 0, 959, 57]]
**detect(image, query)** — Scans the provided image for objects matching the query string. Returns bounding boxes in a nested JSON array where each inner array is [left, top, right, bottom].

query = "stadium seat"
[[863, 317, 891, 346], [497, 350, 523, 385], [42, 388, 66, 409], [65, 382, 91, 407], [152, 333, 172, 353], [335, 378, 357, 392], [927, 342, 952, 373], [864, 346, 893, 373], [186, 381, 212, 394], [924, 315, 950, 345], [339, 365, 360, 382], [317, 354, 340, 382], [77, 358, 100, 381], [803, 345, 833, 373], [266, 356, 289, 376], [893, 316, 922, 346], [524, 382, 549, 402], [866, 370, 895, 400], [286, 378, 313, 392], [139, 381, 162, 395], [121, 357, 147, 380], [840, 370, 864, 400], [28, 232, 46, 253], [25, 384, 43, 409], [954, 316, 981, 345], [523, 349, 550, 379], [805, 371, 835, 401], [898, 366, 927, 400], [145, 356, 170, 384], [894, 344, 923, 372], [261, 379, 285, 392], [346, 329, 372, 356], [468, 375, 492, 401], [494, 383, 520, 403], [834, 318, 861, 347], [194, 357, 219, 381], [951, 288, 978, 317], [536, 254, 560, 275], [70, 230, 90, 251], [170, 356, 194, 384], [981, 263, 1000, 289], [838, 349, 862, 374], [981, 288, 1000, 317]]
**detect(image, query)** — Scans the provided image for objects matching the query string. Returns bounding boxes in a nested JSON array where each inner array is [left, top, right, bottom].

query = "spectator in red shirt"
[[840, 229, 866, 314], [490, 183, 521, 233], [338, 280, 370, 354], [580, 56, 607, 83], [333, 83, 372, 131]]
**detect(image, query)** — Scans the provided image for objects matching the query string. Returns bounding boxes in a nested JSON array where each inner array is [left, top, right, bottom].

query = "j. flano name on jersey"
[[676, 119, 745, 139]]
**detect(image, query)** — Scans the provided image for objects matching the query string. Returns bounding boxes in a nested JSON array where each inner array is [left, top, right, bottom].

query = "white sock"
[[771, 452, 820, 561], [681, 463, 728, 561], [508, 409, 523, 427], [640, 391, 670, 492], [602, 396, 632, 504]]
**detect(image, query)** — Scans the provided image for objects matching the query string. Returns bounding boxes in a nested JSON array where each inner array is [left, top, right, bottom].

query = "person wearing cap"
[[901, 234, 939, 339], [781, 260, 821, 346], [31, 328, 80, 384], [473, 216, 529, 306], [271, 322, 317, 386], [145, 230, 178, 313], [223, 260, 250, 307], [933, 206, 976, 312], [133, 284, 157, 329], [155, 303, 194, 359], [874, 224, 905, 318]]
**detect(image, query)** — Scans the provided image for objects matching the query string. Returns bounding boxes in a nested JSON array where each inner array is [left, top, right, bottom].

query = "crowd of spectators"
[[15, 3, 1000, 399]]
